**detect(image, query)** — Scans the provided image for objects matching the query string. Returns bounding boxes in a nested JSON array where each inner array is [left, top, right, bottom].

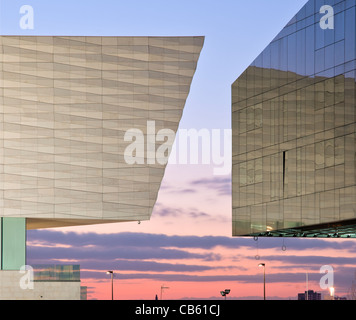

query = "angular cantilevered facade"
[[232, 0, 356, 238], [0, 36, 204, 230]]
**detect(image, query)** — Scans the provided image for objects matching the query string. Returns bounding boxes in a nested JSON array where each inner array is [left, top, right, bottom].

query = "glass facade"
[[232, 0, 356, 237], [33, 265, 81, 282]]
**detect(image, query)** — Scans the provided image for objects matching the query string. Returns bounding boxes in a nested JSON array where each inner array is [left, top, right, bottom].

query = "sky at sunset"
[[2, 0, 356, 300]]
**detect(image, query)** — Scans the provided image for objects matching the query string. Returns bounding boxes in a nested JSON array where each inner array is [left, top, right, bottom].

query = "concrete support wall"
[[0, 271, 81, 300]]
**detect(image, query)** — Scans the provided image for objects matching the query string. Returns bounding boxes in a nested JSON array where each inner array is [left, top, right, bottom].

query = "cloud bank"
[[26, 229, 356, 297]]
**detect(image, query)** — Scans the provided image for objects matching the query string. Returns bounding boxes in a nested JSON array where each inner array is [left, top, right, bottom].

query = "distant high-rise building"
[[298, 290, 321, 300], [232, 0, 356, 238]]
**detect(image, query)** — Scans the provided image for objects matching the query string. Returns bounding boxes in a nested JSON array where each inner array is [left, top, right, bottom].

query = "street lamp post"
[[106, 270, 114, 300], [161, 285, 170, 300], [258, 263, 266, 300], [220, 289, 230, 300]]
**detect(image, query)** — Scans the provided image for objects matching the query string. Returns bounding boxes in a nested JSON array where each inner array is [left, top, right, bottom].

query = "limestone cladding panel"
[[0, 36, 204, 229]]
